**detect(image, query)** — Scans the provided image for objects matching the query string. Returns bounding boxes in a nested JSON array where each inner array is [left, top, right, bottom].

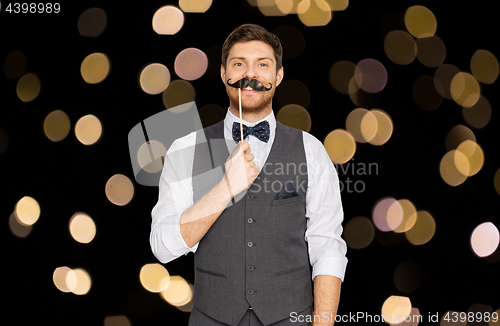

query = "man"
[[151, 24, 347, 326]]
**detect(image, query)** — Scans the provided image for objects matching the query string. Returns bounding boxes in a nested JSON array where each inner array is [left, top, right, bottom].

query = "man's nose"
[[243, 65, 258, 79]]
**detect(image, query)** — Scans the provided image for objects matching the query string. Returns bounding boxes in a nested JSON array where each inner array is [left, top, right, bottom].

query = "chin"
[[237, 98, 272, 113], [232, 92, 274, 109], [243, 105, 268, 114]]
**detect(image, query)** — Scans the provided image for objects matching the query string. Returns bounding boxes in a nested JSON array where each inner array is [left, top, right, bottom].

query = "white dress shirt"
[[150, 109, 348, 281]]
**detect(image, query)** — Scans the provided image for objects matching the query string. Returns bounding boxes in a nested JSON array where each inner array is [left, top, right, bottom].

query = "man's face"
[[221, 40, 283, 115]]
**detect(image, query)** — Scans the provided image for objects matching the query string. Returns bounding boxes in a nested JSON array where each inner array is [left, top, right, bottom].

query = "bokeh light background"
[[2, 1, 499, 325]]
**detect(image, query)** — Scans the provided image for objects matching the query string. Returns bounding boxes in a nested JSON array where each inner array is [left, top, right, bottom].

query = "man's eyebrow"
[[229, 56, 274, 62], [229, 56, 246, 62]]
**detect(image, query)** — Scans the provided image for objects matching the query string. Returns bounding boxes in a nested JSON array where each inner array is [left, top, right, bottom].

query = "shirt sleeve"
[[150, 132, 199, 264], [302, 131, 348, 282]]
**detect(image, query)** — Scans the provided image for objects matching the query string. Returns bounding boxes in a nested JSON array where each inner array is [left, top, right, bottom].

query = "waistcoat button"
[[248, 289, 254, 295], [248, 265, 254, 271], [247, 195, 254, 200], [247, 218, 253, 224], [247, 242, 253, 247]]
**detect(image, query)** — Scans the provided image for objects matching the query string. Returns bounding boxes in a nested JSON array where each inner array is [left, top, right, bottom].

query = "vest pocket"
[[274, 264, 308, 276], [196, 267, 226, 278], [271, 195, 301, 206]]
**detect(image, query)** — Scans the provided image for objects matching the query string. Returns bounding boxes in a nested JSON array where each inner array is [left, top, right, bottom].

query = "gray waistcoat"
[[192, 120, 312, 326]]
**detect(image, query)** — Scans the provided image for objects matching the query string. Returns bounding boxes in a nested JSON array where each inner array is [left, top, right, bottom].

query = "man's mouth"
[[242, 86, 254, 91]]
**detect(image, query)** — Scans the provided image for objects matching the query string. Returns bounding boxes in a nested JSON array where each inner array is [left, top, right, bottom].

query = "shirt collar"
[[224, 108, 276, 138]]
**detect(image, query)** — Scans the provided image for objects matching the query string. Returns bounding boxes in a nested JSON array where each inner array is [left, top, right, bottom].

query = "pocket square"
[[274, 182, 299, 200]]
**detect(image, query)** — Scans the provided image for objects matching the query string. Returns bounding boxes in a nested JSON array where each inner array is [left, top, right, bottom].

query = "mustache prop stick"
[[227, 78, 272, 142]]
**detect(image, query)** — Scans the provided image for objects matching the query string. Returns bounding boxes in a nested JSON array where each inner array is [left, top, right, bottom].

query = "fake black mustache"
[[227, 78, 272, 91]]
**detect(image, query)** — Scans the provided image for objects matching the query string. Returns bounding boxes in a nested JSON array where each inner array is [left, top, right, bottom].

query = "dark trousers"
[[188, 306, 312, 326]]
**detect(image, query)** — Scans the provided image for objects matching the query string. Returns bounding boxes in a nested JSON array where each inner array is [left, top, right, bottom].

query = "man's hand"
[[224, 141, 260, 198]]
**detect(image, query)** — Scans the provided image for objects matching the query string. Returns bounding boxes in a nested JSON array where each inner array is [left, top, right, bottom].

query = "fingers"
[[238, 141, 251, 154], [241, 147, 258, 169], [224, 141, 260, 197], [236, 141, 258, 170], [248, 158, 260, 173], [243, 152, 254, 163]]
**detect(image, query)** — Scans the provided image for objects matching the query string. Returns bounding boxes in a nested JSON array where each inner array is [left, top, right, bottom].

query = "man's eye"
[[259, 63, 268, 67], [235, 63, 243, 67]]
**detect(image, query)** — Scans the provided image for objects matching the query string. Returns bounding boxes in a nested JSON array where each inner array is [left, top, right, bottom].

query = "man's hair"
[[221, 24, 283, 72]]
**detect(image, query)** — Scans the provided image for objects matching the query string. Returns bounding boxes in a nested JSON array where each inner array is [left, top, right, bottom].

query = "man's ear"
[[220, 65, 226, 84], [275, 66, 284, 87]]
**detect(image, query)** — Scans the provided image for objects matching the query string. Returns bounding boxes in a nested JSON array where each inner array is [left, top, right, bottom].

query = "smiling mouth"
[[227, 78, 272, 91]]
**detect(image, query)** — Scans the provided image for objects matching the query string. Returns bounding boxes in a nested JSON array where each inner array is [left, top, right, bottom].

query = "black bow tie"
[[232, 121, 270, 143]]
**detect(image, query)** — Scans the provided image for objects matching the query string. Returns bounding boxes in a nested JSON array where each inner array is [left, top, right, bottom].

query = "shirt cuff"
[[160, 215, 199, 257], [312, 256, 348, 282]]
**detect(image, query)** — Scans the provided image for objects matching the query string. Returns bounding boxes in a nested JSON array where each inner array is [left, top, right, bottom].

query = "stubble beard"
[[227, 86, 275, 116]]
